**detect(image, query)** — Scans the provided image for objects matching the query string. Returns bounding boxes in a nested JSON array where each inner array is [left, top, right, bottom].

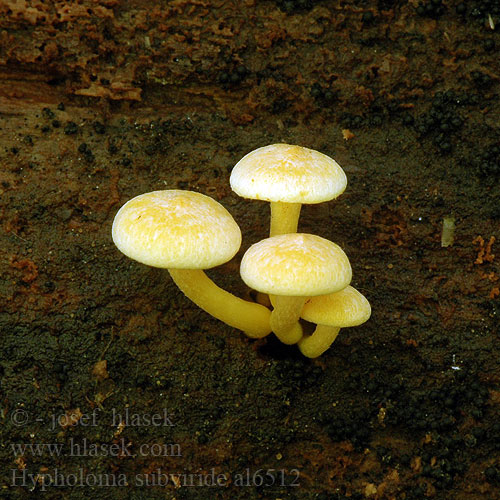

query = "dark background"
[[0, 0, 499, 498]]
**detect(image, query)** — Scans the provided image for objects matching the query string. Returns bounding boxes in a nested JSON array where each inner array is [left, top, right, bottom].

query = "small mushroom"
[[112, 190, 272, 338], [240, 233, 352, 344], [298, 285, 371, 358], [230, 143, 347, 236]]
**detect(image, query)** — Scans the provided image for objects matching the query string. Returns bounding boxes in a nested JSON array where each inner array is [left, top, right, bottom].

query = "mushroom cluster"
[[112, 144, 370, 357]]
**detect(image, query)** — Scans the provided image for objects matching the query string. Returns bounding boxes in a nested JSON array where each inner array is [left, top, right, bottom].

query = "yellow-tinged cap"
[[230, 143, 347, 204], [112, 190, 241, 269], [301, 285, 371, 327], [240, 233, 352, 296]]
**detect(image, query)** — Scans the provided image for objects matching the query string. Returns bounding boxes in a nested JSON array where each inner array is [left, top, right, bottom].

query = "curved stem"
[[168, 269, 271, 338], [298, 325, 341, 358], [269, 295, 306, 344], [270, 202, 302, 236]]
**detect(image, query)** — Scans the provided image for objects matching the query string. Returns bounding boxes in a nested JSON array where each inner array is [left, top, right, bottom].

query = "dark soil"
[[0, 0, 499, 499]]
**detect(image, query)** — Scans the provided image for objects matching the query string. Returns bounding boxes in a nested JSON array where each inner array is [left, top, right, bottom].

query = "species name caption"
[[11, 468, 300, 490], [9, 408, 300, 489]]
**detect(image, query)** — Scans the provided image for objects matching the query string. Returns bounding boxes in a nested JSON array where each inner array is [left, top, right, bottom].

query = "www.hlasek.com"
[[12, 468, 300, 490], [11, 438, 181, 459]]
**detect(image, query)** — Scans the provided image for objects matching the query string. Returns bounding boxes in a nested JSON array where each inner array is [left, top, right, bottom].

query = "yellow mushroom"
[[230, 143, 347, 236], [112, 190, 272, 338], [240, 233, 352, 344], [298, 285, 371, 358]]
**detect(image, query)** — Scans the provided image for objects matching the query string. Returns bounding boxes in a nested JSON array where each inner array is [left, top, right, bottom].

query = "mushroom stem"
[[298, 325, 341, 358], [268, 202, 303, 338], [269, 201, 305, 344], [269, 295, 306, 344], [168, 269, 271, 338], [270, 202, 302, 236]]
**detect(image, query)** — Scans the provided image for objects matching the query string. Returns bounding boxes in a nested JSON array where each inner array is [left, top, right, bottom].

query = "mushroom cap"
[[240, 233, 352, 296], [301, 285, 371, 327], [112, 190, 242, 269], [230, 143, 347, 204]]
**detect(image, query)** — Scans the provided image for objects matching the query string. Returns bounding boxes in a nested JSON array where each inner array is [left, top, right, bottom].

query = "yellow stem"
[[298, 325, 341, 358], [168, 269, 271, 338], [268, 203, 303, 342], [269, 295, 306, 344], [270, 202, 302, 236]]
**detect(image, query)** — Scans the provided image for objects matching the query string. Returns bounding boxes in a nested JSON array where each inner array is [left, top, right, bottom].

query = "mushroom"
[[230, 144, 347, 236], [112, 190, 272, 338], [298, 285, 371, 358], [240, 233, 352, 344]]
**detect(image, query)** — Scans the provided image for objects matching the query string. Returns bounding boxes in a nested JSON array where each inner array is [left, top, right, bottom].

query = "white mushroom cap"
[[112, 190, 241, 269], [230, 143, 347, 203], [240, 233, 352, 296], [301, 285, 371, 327]]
